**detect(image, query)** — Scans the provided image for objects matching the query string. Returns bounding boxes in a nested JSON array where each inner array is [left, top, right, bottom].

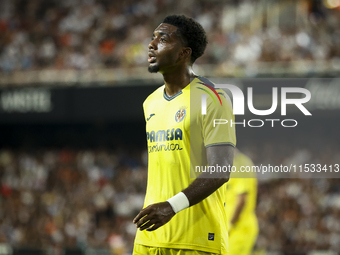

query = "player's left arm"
[[230, 193, 247, 227], [133, 144, 234, 231], [181, 144, 233, 205]]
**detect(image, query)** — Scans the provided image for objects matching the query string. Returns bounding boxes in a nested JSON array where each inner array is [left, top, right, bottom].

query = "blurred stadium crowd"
[[0, 0, 340, 74], [0, 148, 147, 254], [0, 143, 339, 254]]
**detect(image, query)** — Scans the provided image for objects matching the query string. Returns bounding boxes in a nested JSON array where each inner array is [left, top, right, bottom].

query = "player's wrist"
[[167, 192, 190, 214]]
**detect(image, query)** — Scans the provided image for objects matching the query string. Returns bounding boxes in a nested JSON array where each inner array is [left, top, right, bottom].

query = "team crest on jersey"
[[175, 108, 186, 122]]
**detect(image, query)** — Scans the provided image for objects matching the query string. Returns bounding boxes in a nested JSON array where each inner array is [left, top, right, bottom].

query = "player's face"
[[148, 23, 184, 73]]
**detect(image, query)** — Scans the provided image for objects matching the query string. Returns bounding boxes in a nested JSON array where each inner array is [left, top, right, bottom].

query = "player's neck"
[[163, 66, 196, 97]]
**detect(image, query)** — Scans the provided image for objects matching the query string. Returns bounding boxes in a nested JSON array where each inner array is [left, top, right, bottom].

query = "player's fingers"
[[146, 223, 162, 231], [139, 219, 157, 231], [133, 207, 150, 224], [136, 214, 153, 228]]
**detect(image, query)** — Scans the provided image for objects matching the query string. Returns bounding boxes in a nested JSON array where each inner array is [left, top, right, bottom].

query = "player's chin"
[[148, 63, 159, 73]]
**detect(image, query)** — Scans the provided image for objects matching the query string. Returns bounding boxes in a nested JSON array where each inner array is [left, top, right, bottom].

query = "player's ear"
[[179, 47, 192, 61]]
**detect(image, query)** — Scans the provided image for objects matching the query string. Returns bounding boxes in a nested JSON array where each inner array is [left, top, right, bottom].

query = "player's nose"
[[148, 39, 157, 50]]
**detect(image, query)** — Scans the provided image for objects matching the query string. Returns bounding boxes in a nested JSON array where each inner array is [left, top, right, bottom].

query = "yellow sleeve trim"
[[205, 142, 236, 148]]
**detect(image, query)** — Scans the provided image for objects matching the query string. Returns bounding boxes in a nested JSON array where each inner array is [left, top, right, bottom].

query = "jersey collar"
[[163, 77, 198, 101]]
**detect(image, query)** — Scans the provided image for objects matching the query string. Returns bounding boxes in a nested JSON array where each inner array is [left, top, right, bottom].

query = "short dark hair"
[[163, 15, 208, 63]]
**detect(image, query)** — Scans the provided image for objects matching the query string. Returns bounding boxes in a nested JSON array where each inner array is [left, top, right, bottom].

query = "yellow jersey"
[[134, 76, 236, 254]]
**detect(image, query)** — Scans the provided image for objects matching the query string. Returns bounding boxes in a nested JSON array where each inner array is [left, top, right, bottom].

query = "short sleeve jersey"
[[134, 76, 236, 254]]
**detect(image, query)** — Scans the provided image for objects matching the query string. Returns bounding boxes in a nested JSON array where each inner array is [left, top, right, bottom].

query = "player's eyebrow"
[[152, 31, 170, 38]]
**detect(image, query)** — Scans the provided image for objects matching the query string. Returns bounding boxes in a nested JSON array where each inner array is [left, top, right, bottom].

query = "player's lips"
[[148, 57, 156, 63], [148, 52, 156, 63]]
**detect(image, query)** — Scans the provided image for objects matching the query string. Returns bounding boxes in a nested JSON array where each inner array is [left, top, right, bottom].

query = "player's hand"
[[133, 202, 175, 231]]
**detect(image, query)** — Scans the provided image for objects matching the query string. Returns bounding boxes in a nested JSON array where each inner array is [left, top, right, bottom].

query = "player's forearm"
[[183, 144, 234, 206], [166, 145, 233, 213], [182, 175, 229, 206]]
